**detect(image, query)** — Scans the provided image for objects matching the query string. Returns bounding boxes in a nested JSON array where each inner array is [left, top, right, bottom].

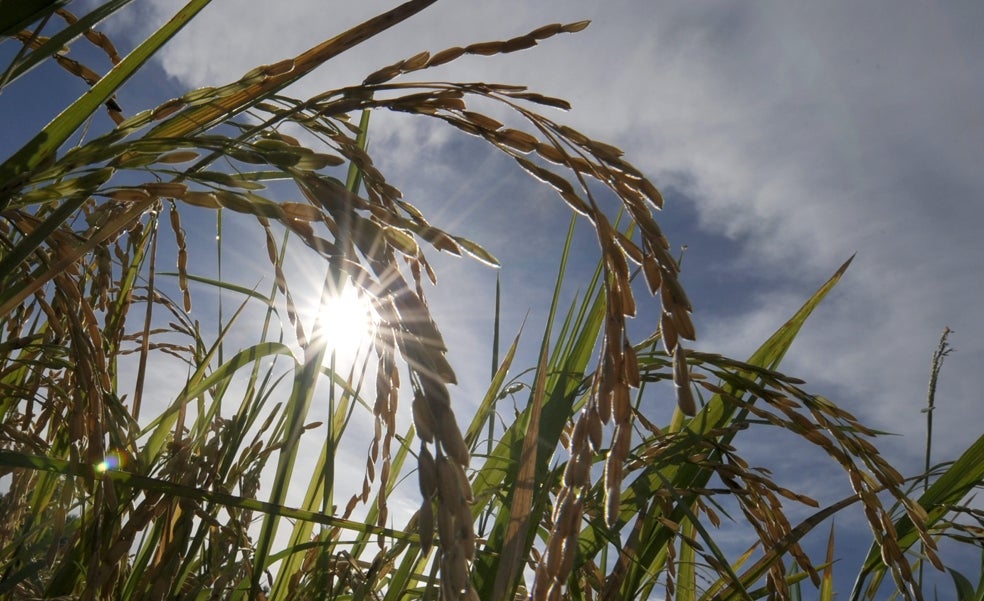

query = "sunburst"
[[312, 282, 378, 363]]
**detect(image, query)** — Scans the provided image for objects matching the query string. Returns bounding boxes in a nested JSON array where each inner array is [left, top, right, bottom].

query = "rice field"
[[1, 3, 981, 600]]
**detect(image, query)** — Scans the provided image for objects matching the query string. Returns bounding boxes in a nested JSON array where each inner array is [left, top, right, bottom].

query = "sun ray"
[[312, 281, 378, 364]]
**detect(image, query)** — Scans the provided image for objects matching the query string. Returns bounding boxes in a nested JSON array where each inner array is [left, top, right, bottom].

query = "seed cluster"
[[2, 5, 951, 600]]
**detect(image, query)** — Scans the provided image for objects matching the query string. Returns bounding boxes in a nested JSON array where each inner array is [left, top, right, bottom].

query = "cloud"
[[112, 0, 982, 587], [617, 3, 984, 468], [126, 0, 981, 457]]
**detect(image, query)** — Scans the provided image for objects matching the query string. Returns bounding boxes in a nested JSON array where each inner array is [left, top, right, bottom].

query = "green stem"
[[919, 326, 952, 591]]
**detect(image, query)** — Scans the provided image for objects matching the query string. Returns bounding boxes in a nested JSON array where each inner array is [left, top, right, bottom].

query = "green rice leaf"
[[0, 0, 215, 210], [0, 0, 68, 38], [0, 0, 132, 86]]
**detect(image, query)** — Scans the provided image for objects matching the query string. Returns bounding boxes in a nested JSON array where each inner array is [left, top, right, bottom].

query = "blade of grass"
[[140, 340, 296, 464], [472, 213, 594, 595], [491, 338, 550, 601], [819, 524, 836, 601], [677, 519, 697, 601], [0, 0, 67, 38], [0, 197, 153, 318], [576, 257, 855, 591], [704, 494, 859, 600], [266, 366, 369, 601], [143, 0, 436, 142], [852, 430, 984, 599], [159, 271, 276, 308], [251, 82, 379, 595], [0, 0, 215, 208], [465, 326, 523, 448], [0, 166, 114, 295], [1, 0, 134, 87], [0, 450, 413, 540]]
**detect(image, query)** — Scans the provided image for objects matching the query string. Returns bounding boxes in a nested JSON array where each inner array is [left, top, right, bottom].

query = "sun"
[[313, 283, 378, 362]]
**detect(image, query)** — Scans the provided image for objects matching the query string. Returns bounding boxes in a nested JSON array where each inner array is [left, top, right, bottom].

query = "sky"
[[5, 0, 984, 597], [100, 0, 984, 450]]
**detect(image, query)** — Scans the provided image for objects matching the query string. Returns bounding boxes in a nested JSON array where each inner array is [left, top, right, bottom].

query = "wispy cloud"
[[128, 0, 981, 454], [124, 0, 982, 586]]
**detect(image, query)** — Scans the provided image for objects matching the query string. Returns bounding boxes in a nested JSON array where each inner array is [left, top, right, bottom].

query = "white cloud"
[[618, 3, 984, 469], [116, 0, 983, 587], [129, 0, 982, 460]]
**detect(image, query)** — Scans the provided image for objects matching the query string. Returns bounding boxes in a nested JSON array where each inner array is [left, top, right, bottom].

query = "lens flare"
[[96, 451, 124, 473]]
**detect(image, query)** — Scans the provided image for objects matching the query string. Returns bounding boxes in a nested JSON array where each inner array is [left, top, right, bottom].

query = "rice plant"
[[1, 2, 981, 600]]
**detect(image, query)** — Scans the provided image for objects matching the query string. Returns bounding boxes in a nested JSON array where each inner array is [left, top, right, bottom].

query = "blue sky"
[[4, 0, 983, 597], [110, 0, 983, 457]]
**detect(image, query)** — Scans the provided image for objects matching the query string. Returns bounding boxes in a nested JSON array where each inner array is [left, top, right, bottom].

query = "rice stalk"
[[2, 4, 981, 601]]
